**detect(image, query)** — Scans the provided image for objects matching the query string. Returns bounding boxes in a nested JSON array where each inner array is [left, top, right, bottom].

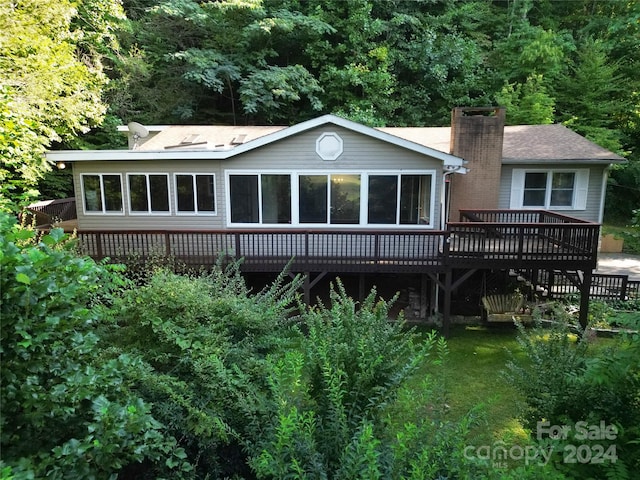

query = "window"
[[81, 174, 123, 214], [511, 169, 589, 210], [176, 174, 216, 214], [229, 174, 291, 223], [227, 171, 435, 227], [331, 174, 360, 224], [368, 174, 432, 225], [128, 174, 170, 213], [299, 175, 328, 223]]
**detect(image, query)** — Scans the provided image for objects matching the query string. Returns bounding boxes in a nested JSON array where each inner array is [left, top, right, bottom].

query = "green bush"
[[505, 308, 640, 479], [107, 265, 302, 478], [0, 213, 186, 479], [250, 281, 498, 479]]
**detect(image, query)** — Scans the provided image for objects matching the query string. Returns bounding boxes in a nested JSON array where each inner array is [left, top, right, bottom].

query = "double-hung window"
[[128, 173, 170, 214], [175, 174, 216, 214], [511, 169, 589, 210], [227, 171, 434, 227], [81, 174, 123, 214]]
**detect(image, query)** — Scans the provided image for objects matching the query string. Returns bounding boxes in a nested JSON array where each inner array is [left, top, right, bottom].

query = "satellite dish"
[[127, 121, 149, 149]]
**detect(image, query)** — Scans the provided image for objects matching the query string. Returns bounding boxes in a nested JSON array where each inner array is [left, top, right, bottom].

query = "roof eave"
[[46, 114, 466, 166], [502, 157, 626, 165]]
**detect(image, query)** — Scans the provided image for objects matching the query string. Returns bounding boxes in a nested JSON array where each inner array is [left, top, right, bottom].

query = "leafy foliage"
[[106, 265, 302, 478], [251, 281, 496, 478], [0, 213, 186, 478], [505, 307, 640, 479]]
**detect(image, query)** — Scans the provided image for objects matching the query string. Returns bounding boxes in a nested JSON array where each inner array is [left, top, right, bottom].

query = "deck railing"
[[75, 229, 447, 273], [72, 210, 600, 273], [26, 197, 77, 227], [520, 270, 640, 301], [449, 209, 599, 268]]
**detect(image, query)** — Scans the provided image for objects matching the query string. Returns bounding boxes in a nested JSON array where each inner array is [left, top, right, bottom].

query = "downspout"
[[441, 168, 459, 229], [436, 167, 463, 322]]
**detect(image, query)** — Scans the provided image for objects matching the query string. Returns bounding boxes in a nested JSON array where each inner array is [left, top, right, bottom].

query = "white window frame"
[[225, 170, 436, 229], [80, 173, 124, 215], [127, 173, 171, 215], [510, 169, 589, 210], [174, 173, 217, 216]]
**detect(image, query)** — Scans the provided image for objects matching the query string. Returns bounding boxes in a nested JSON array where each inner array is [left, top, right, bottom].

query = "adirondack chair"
[[481, 293, 532, 323]]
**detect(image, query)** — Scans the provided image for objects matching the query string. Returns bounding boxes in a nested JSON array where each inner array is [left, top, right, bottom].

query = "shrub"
[[505, 307, 640, 479], [107, 265, 302, 478], [250, 281, 498, 479], [0, 213, 186, 479]]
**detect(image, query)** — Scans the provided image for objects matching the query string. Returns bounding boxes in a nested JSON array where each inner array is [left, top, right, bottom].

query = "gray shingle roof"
[[134, 121, 625, 165], [380, 124, 625, 164]]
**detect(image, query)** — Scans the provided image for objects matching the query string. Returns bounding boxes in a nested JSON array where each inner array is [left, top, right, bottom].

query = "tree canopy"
[[1, 0, 638, 220]]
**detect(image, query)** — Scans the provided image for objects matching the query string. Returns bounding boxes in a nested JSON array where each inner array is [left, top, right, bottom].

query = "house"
[[46, 107, 625, 333]]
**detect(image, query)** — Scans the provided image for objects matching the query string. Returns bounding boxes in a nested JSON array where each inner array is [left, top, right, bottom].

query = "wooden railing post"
[[165, 231, 171, 258], [621, 276, 629, 301], [96, 233, 103, 259], [234, 232, 241, 259], [517, 226, 525, 261]]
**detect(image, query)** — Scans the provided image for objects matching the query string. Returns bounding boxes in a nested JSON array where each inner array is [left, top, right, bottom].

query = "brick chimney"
[[447, 106, 505, 222]]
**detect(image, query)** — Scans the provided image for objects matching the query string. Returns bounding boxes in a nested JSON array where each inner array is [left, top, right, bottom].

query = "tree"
[[495, 74, 555, 125], [0, 0, 124, 211]]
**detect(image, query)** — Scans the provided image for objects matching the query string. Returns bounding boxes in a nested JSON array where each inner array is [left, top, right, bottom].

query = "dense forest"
[[1, 0, 639, 218]]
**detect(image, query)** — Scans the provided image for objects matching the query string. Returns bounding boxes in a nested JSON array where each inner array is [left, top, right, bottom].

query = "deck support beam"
[[578, 270, 592, 329], [442, 269, 453, 338], [302, 271, 328, 305], [420, 274, 428, 320]]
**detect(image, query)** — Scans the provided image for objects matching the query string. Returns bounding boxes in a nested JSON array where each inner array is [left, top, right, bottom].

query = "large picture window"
[[81, 174, 123, 214], [227, 171, 435, 227], [511, 169, 589, 210], [176, 174, 216, 214], [229, 174, 291, 223], [128, 174, 170, 213]]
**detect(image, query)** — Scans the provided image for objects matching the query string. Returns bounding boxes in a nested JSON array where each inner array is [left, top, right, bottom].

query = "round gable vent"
[[316, 132, 343, 161]]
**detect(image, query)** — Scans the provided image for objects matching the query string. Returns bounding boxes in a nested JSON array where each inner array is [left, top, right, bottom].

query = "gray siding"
[[73, 160, 225, 230], [73, 126, 445, 230], [498, 164, 607, 223]]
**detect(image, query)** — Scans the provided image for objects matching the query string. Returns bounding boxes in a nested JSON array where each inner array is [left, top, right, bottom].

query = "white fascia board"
[[116, 125, 169, 133], [45, 149, 234, 162]]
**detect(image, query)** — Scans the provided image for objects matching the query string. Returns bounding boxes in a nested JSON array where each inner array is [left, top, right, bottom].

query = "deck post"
[[442, 268, 452, 337], [578, 269, 592, 329], [358, 274, 366, 303], [420, 274, 428, 320], [303, 272, 311, 305], [95, 233, 103, 259]]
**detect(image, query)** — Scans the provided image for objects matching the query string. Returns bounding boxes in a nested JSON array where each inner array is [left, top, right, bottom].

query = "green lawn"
[[433, 325, 532, 449], [403, 325, 530, 449], [441, 326, 529, 446]]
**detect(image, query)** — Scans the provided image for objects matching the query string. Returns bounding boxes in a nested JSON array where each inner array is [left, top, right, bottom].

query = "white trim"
[[126, 173, 172, 215], [225, 169, 437, 229], [174, 173, 217, 216], [80, 173, 125, 215], [598, 168, 609, 224]]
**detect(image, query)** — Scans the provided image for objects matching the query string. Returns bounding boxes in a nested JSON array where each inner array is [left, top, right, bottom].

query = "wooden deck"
[[71, 209, 599, 273], [60, 208, 601, 333]]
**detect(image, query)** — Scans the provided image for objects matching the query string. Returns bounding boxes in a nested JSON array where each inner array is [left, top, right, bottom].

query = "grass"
[[405, 324, 529, 450], [441, 325, 529, 446]]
